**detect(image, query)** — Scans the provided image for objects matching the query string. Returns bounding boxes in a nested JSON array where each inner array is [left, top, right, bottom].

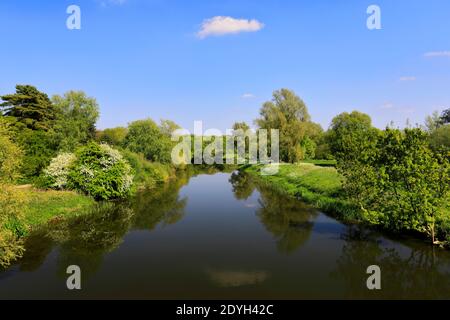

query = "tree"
[[159, 119, 180, 137], [255, 89, 316, 162], [328, 111, 380, 207], [327, 111, 375, 161], [0, 85, 57, 131], [97, 127, 128, 146], [52, 91, 99, 151], [429, 125, 450, 151], [232, 122, 250, 132], [67, 143, 133, 200], [424, 111, 443, 132], [123, 119, 173, 163], [0, 119, 23, 182], [338, 127, 450, 244], [441, 108, 450, 125]]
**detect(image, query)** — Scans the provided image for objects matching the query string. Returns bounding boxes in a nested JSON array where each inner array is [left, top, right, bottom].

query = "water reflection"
[[332, 226, 450, 299], [1, 171, 450, 299], [206, 269, 269, 288], [230, 171, 317, 254], [14, 171, 192, 276]]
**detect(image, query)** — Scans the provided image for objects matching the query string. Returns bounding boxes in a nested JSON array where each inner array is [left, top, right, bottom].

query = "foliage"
[[232, 122, 251, 132], [337, 128, 450, 243], [0, 184, 27, 268], [67, 143, 134, 200], [425, 111, 444, 132], [440, 108, 449, 125], [52, 91, 99, 151], [327, 111, 376, 160], [255, 88, 321, 163], [16, 129, 59, 181], [123, 118, 173, 163], [159, 119, 181, 137], [43, 153, 76, 189], [97, 127, 128, 146], [429, 125, 450, 151], [0, 119, 23, 183], [121, 149, 175, 188], [0, 85, 57, 131], [22, 188, 95, 227]]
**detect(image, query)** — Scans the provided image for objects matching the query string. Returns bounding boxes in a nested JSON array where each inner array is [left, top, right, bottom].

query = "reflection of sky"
[[206, 269, 269, 288]]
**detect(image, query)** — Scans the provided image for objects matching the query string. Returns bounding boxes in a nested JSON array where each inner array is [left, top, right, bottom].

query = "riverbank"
[[242, 163, 450, 247], [242, 163, 359, 221]]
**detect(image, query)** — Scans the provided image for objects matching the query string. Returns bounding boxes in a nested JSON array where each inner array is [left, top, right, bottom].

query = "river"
[[1, 171, 450, 299]]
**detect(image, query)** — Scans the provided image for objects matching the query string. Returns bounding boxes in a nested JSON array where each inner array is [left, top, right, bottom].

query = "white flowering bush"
[[43, 153, 76, 189], [67, 142, 134, 200]]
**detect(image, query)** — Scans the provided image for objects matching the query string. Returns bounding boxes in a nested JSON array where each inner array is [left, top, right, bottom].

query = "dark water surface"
[[1, 171, 450, 299]]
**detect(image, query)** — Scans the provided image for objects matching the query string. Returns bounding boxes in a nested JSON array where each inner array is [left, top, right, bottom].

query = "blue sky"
[[1, 0, 449, 131]]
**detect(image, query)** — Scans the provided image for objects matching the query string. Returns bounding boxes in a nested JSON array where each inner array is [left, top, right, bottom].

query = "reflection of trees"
[[230, 171, 318, 254], [131, 172, 189, 230], [229, 171, 255, 200], [332, 226, 450, 299], [256, 184, 318, 254], [52, 202, 134, 278], [15, 173, 192, 276]]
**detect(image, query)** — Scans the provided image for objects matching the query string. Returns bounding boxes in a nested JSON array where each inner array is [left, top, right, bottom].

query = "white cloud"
[[197, 16, 264, 39], [241, 93, 255, 99], [424, 51, 450, 58], [399, 76, 416, 81]]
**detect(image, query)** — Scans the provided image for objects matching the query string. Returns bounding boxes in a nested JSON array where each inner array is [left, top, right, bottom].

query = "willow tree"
[[255, 88, 319, 162]]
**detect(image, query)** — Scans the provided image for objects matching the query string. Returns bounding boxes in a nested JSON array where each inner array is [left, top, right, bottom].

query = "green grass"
[[22, 188, 96, 229], [299, 159, 337, 167], [242, 163, 359, 222]]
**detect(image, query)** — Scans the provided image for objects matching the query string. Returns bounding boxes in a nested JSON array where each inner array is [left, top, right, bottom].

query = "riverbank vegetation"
[[1, 84, 449, 267], [243, 91, 449, 247]]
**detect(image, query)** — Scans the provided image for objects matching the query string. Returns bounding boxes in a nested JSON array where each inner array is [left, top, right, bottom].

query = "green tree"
[[0, 119, 23, 182], [255, 88, 318, 162], [97, 127, 128, 146], [159, 119, 181, 137], [123, 119, 173, 163], [441, 108, 450, 124], [0, 85, 57, 131], [338, 127, 450, 244], [232, 122, 251, 132], [424, 110, 443, 132], [52, 91, 99, 151], [327, 111, 376, 160], [67, 142, 133, 200], [429, 125, 450, 151]]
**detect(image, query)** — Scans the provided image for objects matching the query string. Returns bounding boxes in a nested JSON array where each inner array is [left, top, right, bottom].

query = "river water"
[[1, 171, 450, 299]]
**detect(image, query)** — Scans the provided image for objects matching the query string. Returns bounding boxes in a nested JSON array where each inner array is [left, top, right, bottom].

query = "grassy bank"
[[22, 187, 96, 229], [242, 163, 450, 246], [242, 163, 360, 221]]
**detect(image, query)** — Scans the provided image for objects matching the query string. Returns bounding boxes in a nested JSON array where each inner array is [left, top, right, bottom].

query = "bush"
[[42, 153, 76, 189], [121, 149, 174, 188], [67, 143, 134, 200], [0, 120, 23, 183], [0, 184, 27, 268], [17, 129, 58, 182], [123, 119, 173, 163]]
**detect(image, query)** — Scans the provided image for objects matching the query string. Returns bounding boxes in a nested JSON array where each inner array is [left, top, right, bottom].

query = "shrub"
[[0, 184, 27, 268], [68, 143, 134, 200], [43, 153, 76, 189], [121, 149, 174, 188], [0, 120, 23, 183], [123, 119, 173, 163]]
